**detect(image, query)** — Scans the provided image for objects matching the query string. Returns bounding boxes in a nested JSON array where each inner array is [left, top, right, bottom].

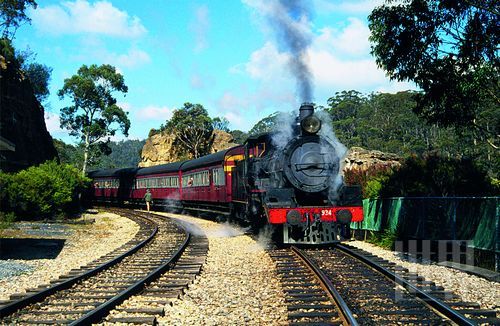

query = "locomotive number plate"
[[321, 209, 333, 217]]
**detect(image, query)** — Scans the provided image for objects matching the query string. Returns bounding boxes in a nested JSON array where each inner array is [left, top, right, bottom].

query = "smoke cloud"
[[316, 110, 348, 202], [267, 0, 314, 102], [272, 112, 296, 149]]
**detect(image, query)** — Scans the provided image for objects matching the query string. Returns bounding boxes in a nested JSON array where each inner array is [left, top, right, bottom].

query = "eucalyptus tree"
[[0, 0, 37, 39], [58, 64, 130, 174], [369, 0, 499, 149], [165, 103, 213, 159]]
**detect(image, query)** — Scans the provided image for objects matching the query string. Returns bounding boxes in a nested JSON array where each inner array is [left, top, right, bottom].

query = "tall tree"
[[0, 0, 37, 39], [165, 103, 213, 158], [58, 64, 130, 175], [230, 130, 248, 144], [369, 0, 499, 149], [325, 90, 367, 146], [248, 111, 295, 136], [23, 61, 52, 102]]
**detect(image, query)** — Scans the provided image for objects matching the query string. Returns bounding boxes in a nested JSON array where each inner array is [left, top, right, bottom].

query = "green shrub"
[[344, 164, 395, 198], [367, 230, 397, 250], [0, 211, 16, 230], [380, 154, 495, 197], [364, 176, 389, 198], [0, 161, 90, 219]]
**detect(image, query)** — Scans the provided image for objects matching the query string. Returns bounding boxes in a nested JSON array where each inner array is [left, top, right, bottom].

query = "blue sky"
[[14, 0, 413, 144]]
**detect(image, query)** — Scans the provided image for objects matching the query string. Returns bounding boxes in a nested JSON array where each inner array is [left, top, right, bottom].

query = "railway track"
[[268, 248, 357, 325], [299, 244, 500, 325], [0, 209, 208, 325]]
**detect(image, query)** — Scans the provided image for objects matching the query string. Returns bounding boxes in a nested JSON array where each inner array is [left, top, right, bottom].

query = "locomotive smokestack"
[[299, 102, 314, 120]]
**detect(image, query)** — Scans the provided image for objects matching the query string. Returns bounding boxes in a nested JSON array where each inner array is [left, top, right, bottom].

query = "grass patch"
[[0, 212, 16, 230], [367, 229, 397, 250]]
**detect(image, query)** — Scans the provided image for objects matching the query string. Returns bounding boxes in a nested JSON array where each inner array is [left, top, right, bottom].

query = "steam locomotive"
[[88, 103, 363, 244]]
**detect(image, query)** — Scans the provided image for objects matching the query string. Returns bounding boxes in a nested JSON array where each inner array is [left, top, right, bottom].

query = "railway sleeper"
[[14, 318, 75, 324], [457, 309, 498, 317], [115, 307, 165, 315], [106, 316, 157, 325], [286, 296, 330, 302], [282, 282, 318, 287], [140, 292, 180, 299], [285, 289, 325, 295], [289, 321, 342, 326], [133, 298, 174, 305], [21, 309, 90, 315], [288, 311, 339, 319], [370, 309, 435, 315], [47, 301, 102, 307], [145, 286, 186, 293], [287, 304, 336, 311]]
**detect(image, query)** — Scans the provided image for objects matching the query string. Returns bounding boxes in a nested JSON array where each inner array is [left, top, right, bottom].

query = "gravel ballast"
[[348, 240, 500, 310], [154, 212, 288, 325], [0, 211, 139, 301]]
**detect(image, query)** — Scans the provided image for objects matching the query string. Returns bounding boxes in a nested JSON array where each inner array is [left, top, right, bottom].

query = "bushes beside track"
[[345, 153, 498, 198], [0, 161, 90, 220]]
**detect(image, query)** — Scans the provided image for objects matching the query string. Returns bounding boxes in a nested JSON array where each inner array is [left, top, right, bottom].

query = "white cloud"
[[31, 0, 147, 38], [45, 111, 73, 141], [313, 0, 385, 14], [189, 5, 210, 52], [237, 18, 414, 102], [109, 48, 151, 69], [135, 105, 174, 122], [315, 18, 370, 57], [45, 111, 63, 134]]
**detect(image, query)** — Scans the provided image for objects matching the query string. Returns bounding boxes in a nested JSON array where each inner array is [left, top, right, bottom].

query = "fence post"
[[496, 198, 499, 272]]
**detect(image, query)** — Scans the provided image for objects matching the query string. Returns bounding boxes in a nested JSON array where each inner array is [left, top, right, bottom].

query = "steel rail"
[[292, 246, 359, 326], [0, 215, 158, 319], [336, 244, 476, 326], [70, 228, 191, 325]]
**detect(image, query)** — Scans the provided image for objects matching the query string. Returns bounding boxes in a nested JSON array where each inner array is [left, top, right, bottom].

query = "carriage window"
[[212, 168, 225, 186]]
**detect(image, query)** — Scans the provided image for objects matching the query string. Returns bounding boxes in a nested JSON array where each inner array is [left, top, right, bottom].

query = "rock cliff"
[[0, 51, 58, 172], [343, 146, 401, 171], [139, 129, 237, 167]]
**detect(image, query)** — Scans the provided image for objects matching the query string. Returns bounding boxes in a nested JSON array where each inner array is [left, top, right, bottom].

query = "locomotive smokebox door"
[[283, 136, 337, 193]]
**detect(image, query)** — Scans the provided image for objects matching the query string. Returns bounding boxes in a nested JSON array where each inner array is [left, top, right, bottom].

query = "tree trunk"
[[82, 132, 90, 176]]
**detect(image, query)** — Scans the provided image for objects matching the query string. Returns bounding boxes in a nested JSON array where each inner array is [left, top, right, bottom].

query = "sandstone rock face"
[[344, 146, 401, 172], [138, 129, 237, 167], [0, 54, 58, 172]]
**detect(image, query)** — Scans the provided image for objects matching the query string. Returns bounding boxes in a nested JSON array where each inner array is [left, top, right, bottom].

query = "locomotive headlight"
[[301, 115, 321, 134]]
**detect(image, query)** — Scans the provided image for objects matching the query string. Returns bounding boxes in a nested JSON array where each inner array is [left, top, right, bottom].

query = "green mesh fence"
[[351, 197, 500, 252]]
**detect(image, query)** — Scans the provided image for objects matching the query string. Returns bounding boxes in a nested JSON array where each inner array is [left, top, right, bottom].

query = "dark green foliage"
[[325, 90, 498, 177], [367, 230, 397, 250], [53, 139, 84, 169], [379, 154, 496, 197], [58, 64, 130, 174], [0, 0, 37, 39], [344, 165, 395, 198], [369, 0, 499, 149], [0, 161, 90, 220], [14, 47, 52, 102], [230, 130, 248, 144], [23, 62, 52, 102], [165, 103, 213, 158], [0, 211, 16, 229], [89, 139, 145, 169], [248, 111, 295, 136], [53, 139, 145, 169]]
